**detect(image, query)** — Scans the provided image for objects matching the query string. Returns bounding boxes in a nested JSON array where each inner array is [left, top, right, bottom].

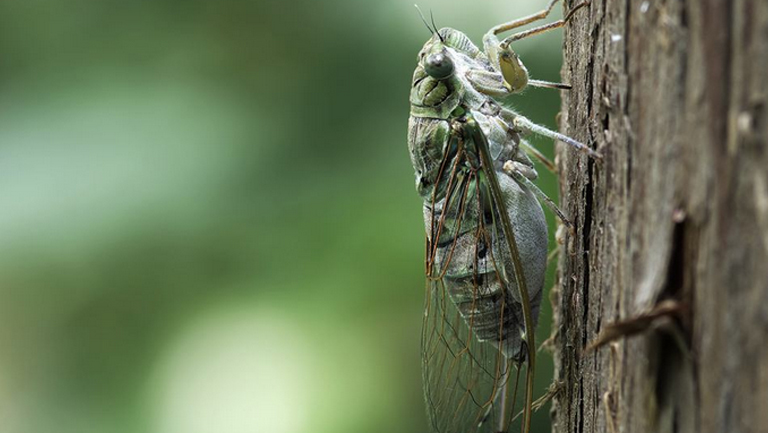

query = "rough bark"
[[553, 1, 768, 433]]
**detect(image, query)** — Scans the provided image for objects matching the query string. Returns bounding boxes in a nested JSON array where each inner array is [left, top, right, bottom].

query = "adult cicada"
[[407, 1, 597, 432]]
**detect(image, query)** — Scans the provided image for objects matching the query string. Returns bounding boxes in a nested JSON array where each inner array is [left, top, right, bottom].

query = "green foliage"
[[0, 1, 566, 432]]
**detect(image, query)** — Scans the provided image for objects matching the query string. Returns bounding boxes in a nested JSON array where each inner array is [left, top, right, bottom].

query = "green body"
[[408, 28, 548, 433]]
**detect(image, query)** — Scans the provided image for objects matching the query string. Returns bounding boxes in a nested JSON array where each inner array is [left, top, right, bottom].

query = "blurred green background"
[[0, 1, 570, 432]]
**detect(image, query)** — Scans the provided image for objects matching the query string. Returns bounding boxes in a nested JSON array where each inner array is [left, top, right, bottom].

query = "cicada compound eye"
[[424, 51, 454, 80]]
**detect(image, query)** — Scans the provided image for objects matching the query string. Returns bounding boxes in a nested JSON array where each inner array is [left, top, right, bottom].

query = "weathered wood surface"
[[553, 0, 768, 432]]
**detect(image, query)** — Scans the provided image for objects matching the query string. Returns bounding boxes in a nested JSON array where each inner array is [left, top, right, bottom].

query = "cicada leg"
[[499, 1, 590, 46], [489, 0, 565, 35], [519, 141, 557, 173], [503, 160, 573, 228], [484, 0, 590, 91], [504, 110, 602, 159]]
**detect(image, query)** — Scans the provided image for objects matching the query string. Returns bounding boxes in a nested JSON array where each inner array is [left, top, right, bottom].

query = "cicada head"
[[417, 35, 455, 81]]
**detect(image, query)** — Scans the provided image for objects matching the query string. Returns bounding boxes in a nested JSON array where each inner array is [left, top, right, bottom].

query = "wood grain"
[[552, 0, 768, 432]]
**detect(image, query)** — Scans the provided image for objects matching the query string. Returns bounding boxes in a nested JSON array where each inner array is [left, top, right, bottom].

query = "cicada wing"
[[421, 178, 530, 433], [421, 218, 536, 432], [468, 114, 542, 433], [421, 276, 513, 433], [420, 115, 544, 433]]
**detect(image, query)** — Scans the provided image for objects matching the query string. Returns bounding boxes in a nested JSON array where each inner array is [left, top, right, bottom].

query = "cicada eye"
[[424, 52, 454, 80], [499, 47, 529, 92]]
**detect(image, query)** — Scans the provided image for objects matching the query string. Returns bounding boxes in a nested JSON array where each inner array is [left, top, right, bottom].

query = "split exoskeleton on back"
[[407, 1, 598, 433]]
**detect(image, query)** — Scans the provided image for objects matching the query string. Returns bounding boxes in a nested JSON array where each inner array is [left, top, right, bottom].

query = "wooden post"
[[553, 0, 768, 432]]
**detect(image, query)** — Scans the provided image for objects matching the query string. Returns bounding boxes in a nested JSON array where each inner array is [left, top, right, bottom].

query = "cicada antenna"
[[414, 5, 434, 36], [429, 10, 445, 42], [414, 4, 444, 42]]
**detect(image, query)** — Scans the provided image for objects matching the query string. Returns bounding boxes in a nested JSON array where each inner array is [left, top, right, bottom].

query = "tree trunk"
[[553, 0, 768, 432]]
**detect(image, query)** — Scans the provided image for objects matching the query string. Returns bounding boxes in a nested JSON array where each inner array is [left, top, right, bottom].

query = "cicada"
[[407, 1, 597, 432]]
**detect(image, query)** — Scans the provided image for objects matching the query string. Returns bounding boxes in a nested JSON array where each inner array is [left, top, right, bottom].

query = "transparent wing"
[[422, 276, 531, 433], [420, 120, 535, 433]]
